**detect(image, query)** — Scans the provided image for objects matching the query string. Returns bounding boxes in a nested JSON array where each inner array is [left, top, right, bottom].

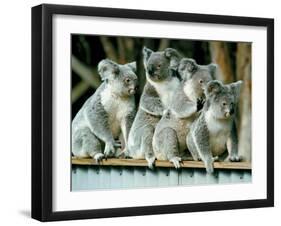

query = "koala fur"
[[72, 59, 138, 162], [153, 109, 197, 168], [152, 58, 216, 168], [127, 47, 181, 168], [186, 80, 243, 173]]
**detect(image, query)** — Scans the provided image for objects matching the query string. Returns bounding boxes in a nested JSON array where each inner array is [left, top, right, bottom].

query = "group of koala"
[[72, 47, 243, 174]]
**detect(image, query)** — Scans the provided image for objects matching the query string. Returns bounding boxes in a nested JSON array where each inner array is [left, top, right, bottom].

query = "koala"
[[127, 47, 181, 168], [152, 58, 217, 168], [186, 80, 243, 173], [72, 59, 138, 162]]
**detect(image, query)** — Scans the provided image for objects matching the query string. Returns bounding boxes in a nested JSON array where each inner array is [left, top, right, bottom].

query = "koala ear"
[[181, 58, 197, 72], [208, 63, 217, 79], [143, 46, 153, 64], [206, 80, 223, 97], [164, 48, 181, 70], [126, 61, 137, 73], [98, 59, 120, 81], [164, 48, 180, 58], [229, 80, 243, 101], [178, 58, 197, 80]]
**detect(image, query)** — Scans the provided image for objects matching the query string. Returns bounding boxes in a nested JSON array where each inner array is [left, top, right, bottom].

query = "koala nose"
[[134, 85, 139, 91], [225, 107, 234, 118], [128, 85, 138, 95]]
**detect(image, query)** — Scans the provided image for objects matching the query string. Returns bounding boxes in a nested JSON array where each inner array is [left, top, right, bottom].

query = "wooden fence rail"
[[72, 157, 251, 170]]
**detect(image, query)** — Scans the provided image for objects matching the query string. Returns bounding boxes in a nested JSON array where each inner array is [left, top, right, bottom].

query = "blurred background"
[[71, 35, 251, 162]]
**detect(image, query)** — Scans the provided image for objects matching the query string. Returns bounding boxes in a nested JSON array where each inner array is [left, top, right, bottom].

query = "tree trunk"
[[209, 41, 234, 83], [236, 43, 252, 162]]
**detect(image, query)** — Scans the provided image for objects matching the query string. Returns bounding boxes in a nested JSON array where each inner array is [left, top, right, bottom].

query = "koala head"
[[205, 80, 243, 119], [143, 47, 181, 82], [179, 58, 217, 103], [98, 59, 138, 97]]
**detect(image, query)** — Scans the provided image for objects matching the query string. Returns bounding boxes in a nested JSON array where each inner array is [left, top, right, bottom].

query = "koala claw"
[[229, 155, 241, 162], [170, 157, 182, 169], [93, 153, 105, 164], [146, 156, 156, 169]]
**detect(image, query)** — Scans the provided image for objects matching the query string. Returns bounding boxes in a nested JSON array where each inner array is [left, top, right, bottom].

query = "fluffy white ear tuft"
[[229, 80, 243, 101], [98, 59, 119, 81], [143, 46, 153, 64], [178, 58, 197, 80], [126, 61, 137, 73], [164, 48, 180, 58], [208, 63, 217, 79], [205, 80, 223, 97], [164, 48, 181, 70]]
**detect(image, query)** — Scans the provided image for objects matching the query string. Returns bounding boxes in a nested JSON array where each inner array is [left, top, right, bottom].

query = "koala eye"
[[222, 102, 227, 106], [199, 79, 203, 84], [124, 78, 131, 84]]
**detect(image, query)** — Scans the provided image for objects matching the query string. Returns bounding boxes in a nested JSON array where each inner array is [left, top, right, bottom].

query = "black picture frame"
[[31, 3, 274, 222]]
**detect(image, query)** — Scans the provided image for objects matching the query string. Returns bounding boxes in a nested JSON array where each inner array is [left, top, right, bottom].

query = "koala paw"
[[115, 147, 130, 159], [169, 157, 182, 169], [122, 147, 129, 157], [197, 98, 205, 111], [229, 154, 241, 162], [93, 153, 105, 164], [213, 156, 219, 162], [146, 156, 156, 169], [114, 140, 122, 148], [104, 142, 116, 158]]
